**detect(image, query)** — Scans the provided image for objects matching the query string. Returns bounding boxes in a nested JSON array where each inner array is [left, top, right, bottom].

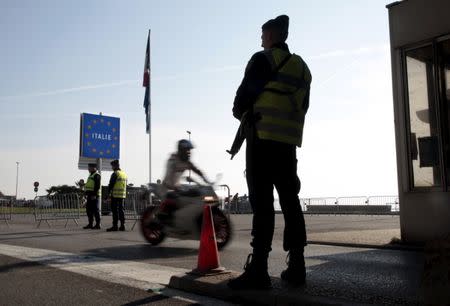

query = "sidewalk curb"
[[168, 271, 366, 306]]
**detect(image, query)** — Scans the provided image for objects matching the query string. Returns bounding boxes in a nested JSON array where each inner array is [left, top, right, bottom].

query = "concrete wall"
[[401, 192, 450, 241], [388, 0, 450, 242]]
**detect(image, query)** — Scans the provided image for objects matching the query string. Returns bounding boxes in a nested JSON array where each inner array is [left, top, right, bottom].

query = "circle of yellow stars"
[[84, 117, 118, 156]]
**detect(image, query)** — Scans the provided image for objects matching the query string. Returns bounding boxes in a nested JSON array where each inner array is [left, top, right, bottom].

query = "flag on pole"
[[143, 32, 150, 133]]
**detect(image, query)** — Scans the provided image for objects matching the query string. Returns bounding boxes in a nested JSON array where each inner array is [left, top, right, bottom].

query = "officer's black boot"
[[92, 211, 101, 229], [84, 213, 93, 229], [280, 249, 306, 286], [106, 226, 118, 232], [228, 253, 272, 290], [119, 224, 125, 231]]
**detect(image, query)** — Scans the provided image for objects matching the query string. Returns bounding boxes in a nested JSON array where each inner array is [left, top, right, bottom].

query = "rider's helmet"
[[177, 139, 194, 161]]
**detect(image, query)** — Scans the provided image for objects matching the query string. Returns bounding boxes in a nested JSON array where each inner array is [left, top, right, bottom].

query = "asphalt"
[[169, 247, 425, 305], [167, 224, 450, 306], [1, 214, 446, 305], [0, 254, 195, 306]]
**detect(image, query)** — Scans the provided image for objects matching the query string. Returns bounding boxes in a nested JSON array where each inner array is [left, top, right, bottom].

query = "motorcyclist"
[[158, 139, 211, 221]]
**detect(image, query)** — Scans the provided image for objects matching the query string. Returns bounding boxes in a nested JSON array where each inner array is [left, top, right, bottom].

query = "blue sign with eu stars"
[[80, 113, 120, 159]]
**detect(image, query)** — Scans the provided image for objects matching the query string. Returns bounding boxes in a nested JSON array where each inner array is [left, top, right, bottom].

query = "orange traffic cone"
[[190, 204, 227, 275]]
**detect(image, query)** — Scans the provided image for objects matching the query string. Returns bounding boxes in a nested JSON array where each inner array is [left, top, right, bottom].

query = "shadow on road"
[[121, 294, 172, 306], [83, 244, 198, 261], [171, 247, 426, 305], [303, 248, 424, 304], [0, 260, 42, 273]]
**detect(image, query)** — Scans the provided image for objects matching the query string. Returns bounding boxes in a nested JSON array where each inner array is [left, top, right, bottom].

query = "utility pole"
[[186, 130, 191, 183], [186, 130, 191, 141], [15, 162, 20, 199]]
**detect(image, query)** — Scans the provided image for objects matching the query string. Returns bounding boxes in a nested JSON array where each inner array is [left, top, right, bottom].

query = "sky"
[[0, 0, 398, 200]]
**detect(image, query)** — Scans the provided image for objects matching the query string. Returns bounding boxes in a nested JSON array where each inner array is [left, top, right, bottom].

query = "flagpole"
[[147, 29, 152, 185]]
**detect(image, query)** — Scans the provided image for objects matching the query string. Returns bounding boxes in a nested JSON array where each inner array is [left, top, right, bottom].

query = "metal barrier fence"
[[0, 198, 12, 226], [124, 190, 153, 230], [300, 197, 336, 211], [34, 193, 81, 228], [228, 195, 399, 215], [217, 185, 231, 217], [367, 196, 400, 212], [336, 196, 368, 205], [228, 199, 252, 214], [302, 195, 399, 215]]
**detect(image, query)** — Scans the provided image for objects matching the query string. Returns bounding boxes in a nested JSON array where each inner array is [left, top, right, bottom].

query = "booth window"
[[438, 39, 450, 187], [405, 46, 442, 188]]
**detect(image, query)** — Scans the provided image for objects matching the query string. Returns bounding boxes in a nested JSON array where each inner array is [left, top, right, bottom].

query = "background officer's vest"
[[254, 48, 312, 147], [112, 170, 127, 199], [85, 172, 101, 196]]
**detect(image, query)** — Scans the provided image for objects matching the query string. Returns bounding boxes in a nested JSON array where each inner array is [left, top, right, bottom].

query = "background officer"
[[83, 163, 101, 229], [106, 159, 127, 232]]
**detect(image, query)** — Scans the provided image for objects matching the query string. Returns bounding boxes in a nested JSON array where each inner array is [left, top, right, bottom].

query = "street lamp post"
[[15, 162, 20, 200], [186, 130, 191, 141], [186, 131, 191, 183]]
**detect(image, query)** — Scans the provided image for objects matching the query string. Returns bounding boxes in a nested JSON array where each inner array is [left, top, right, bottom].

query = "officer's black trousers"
[[111, 198, 125, 227], [86, 197, 101, 226], [246, 137, 307, 257]]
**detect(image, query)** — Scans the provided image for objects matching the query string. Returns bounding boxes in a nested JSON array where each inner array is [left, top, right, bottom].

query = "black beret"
[[110, 159, 119, 166], [88, 163, 97, 168], [262, 15, 289, 41]]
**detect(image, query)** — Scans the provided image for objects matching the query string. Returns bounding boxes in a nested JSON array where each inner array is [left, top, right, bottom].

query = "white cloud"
[[308, 44, 389, 60]]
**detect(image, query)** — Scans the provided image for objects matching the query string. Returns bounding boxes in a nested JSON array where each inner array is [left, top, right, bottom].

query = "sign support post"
[[97, 157, 102, 213]]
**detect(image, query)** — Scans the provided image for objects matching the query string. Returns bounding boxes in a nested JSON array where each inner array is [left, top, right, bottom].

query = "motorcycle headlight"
[[203, 196, 217, 203]]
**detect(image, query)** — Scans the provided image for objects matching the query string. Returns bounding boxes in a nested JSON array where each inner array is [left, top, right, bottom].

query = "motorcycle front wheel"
[[140, 206, 166, 245]]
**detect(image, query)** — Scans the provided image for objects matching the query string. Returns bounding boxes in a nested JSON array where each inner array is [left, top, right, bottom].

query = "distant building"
[[0, 191, 14, 200]]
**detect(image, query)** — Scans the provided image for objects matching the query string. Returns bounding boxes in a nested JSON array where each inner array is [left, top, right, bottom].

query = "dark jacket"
[[227, 43, 291, 158], [108, 169, 120, 195], [232, 42, 290, 120]]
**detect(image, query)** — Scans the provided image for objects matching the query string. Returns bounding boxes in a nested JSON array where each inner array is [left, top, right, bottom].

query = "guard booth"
[[387, 0, 450, 242]]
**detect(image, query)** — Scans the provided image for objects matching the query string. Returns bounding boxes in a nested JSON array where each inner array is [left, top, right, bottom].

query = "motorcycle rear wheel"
[[140, 206, 166, 245]]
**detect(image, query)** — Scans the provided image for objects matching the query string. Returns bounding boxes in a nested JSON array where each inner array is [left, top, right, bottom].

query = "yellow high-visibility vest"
[[254, 48, 311, 147], [112, 170, 127, 199], [85, 172, 101, 196]]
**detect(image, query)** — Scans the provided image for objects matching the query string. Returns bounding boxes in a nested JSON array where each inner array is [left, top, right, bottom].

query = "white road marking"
[[0, 243, 231, 305]]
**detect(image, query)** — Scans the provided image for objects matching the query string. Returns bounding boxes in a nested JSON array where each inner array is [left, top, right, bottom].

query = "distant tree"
[[46, 184, 83, 196]]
